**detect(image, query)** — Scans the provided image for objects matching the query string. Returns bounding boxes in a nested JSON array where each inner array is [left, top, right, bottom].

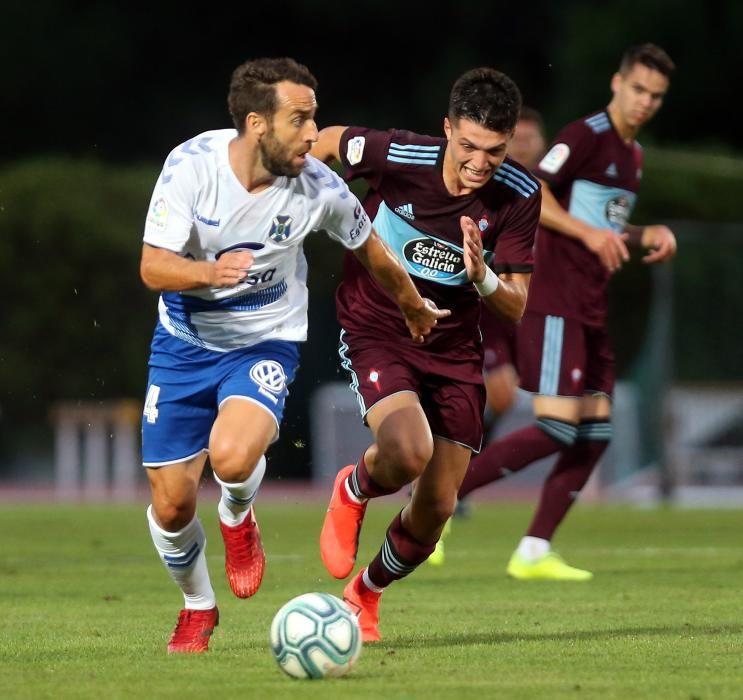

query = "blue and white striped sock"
[[147, 505, 215, 610], [214, 455, 266, 526]]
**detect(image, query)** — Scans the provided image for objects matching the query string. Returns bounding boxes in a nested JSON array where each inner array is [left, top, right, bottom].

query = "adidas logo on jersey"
[[394, 203, 415, 220], [605, 162, 618, 178]]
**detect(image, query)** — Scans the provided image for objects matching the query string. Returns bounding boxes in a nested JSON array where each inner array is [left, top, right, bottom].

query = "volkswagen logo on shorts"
[[250, 361, 286, 394]]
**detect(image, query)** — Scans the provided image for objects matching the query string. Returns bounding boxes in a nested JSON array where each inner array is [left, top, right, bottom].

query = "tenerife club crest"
[[269, 214, 293, 242]]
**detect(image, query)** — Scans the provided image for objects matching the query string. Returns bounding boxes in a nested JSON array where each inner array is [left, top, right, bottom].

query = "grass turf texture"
[[1, 501, 741, 699]]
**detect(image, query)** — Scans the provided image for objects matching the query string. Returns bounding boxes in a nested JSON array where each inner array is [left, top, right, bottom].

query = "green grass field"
[[1, 499, 741, 699]]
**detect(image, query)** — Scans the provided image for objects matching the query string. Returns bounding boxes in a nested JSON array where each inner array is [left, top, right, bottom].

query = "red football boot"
[[220, 506, 265, 598], [167, 607, 219, 653]]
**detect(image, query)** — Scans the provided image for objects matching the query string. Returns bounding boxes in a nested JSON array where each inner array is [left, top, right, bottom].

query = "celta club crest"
[[269, 214, 293, 242]]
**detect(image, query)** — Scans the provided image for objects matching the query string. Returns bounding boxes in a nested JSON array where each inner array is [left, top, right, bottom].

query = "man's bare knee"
[[209, 430, 268, 483], [154, 500, 196, 531], [377, 437, 432, 483]]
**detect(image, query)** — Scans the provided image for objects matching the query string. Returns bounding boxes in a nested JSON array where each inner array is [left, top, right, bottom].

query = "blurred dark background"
[[1, 0, 742, 489], [3, 2, 742, 160]]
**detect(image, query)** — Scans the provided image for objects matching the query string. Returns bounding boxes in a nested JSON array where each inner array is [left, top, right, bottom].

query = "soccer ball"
[[270, 592, 362, 679]]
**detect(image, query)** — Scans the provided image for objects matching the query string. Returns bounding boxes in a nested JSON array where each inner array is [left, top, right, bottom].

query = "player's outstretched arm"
[[461, 216, 531, 322], [625, 224, 677, 263], [140, 244, 254, 291], [353, 229, 450, 343], [538, 178, 630, 273], [310, 126, 347, 164]]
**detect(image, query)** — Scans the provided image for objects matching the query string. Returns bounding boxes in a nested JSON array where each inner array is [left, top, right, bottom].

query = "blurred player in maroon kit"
[[311, 67, 540, 640], [482, 107, 547, 421], [448, 107, 548, 529], [459, 44, 677, 581]]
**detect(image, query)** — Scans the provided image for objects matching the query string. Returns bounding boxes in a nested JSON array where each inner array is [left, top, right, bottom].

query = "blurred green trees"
[[1, 146, 741, 477]]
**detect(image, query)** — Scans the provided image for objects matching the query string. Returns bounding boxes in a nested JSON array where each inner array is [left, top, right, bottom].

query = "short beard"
[[259, 129, 303, 178]]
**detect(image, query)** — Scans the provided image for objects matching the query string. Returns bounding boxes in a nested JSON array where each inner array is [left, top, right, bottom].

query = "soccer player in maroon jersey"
[[445, 107, 548, 531], [311, 67, 541, 641], [458, 44, 677, 581]]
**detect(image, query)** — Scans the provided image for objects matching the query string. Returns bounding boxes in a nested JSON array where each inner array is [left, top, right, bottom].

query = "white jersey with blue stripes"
[[143, 129, 371, 352]]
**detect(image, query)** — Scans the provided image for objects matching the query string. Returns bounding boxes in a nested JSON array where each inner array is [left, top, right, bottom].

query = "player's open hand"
[[461, 216, 487, 283], [210, 250, 255, 287], [641, 224, 677, 263], [584, 227, 630, 273], [404, 297, 451, 344]]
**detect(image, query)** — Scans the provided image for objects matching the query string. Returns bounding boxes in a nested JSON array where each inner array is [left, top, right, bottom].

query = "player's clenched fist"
[[210, 250, 255, 287], [403, 297, 451, 344]]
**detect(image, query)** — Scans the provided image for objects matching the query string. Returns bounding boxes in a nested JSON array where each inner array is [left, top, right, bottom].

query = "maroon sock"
[[348, 453, 400, 500], [458, 425, 564, 499], [526, 439, 608, 540], [367, 513, 436, 588]]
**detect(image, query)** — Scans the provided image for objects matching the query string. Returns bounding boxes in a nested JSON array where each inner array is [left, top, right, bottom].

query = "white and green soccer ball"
[[270, 592, 362, 679]]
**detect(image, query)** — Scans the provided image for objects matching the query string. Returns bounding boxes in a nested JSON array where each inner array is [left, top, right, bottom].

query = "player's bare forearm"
[[461, 215, 530, 321], [353, 231, 424, 313], [539, 180, 629, 272], [539, 181, 612, 243], [140, 243, 254, 291], [539, 179, 595, 242], [481, 272, 531, 322], [310, 126, 347, 164], [140, 244, 211, 290], [353, 230, 450, 342]]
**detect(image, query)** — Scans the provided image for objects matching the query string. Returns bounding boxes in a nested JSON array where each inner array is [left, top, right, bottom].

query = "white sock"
[[516, 536, 551, 562], [362, 568, 385, 593], [147, 505, 216, 610], [343, 478, 366, 504], [214, 455, 266, 526]]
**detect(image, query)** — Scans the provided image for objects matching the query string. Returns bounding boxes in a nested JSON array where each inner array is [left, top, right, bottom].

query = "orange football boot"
[[320, 465, 368, 579], [343, 569, 381, 642]]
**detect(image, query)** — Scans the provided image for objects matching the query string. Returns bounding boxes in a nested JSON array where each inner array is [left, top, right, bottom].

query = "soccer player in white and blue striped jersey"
[[140, 57, 447, 653]]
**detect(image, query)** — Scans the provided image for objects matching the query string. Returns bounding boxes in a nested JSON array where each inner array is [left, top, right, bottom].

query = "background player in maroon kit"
[[507, 107, 547, 173], [458, 44, 677, 581], [481, 107, 548, 421], [311, 67, 540, 640], [446, 107, 548, 529]]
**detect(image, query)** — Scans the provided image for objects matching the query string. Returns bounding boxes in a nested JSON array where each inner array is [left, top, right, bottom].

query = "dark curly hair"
[[448, 67, 522, 134], [228, 57, 318, 134]]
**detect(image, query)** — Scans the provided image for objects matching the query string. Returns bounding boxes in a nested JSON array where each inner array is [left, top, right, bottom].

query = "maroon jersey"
[[335, 127, 539, 376], [527, 109, 643, 327], [480, 310, 518, 372]]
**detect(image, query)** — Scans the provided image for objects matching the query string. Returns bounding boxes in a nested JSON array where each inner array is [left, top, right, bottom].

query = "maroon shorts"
[[338, 329, 486, 452], [516, 311, 615, 397], [480, 311, 518, 372]]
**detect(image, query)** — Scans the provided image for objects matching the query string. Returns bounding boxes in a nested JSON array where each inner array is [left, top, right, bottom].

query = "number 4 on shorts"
[[144, 384, 161, 424]]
